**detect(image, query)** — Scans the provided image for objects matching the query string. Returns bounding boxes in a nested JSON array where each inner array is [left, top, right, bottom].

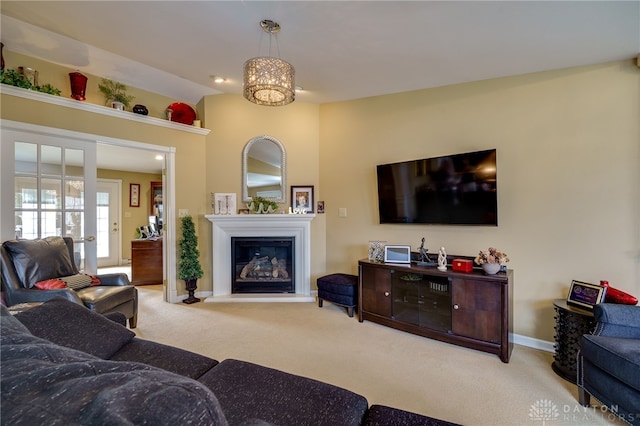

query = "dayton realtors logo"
[[529, 399, 560, 425], [529, 399, 637, 424]]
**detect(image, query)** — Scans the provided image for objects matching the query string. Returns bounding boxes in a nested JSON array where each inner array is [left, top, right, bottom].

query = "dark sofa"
[[577, 303, 640, 426], [1, 298, 458, 426]]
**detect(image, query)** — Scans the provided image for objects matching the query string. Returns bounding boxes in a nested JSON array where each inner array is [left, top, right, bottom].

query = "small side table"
[[552, 299, 597, 383]]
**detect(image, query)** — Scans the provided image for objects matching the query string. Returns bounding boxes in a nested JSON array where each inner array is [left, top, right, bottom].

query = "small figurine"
[[417, 237, 433, 266], [437, 246, 447, 271]]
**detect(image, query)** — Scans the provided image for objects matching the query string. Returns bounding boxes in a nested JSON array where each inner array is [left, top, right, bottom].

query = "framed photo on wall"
[[291, 186, 314, 213], [129, 183, 140, 207]]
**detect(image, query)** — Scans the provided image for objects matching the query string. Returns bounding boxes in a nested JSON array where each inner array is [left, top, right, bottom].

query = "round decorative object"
[[132, 104, 148, 115], [167, 102, 196, 125], [482, 263, 501, 275]]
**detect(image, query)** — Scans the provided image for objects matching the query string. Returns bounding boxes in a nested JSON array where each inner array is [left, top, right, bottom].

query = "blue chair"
[[577, 303, 640, 425]]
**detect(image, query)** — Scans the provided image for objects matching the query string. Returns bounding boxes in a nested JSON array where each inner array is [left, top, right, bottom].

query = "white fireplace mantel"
[[205, 214, 316, 302]]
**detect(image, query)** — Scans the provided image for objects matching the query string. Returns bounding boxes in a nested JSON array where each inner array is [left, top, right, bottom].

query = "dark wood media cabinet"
[[358, 259, 513, 362]]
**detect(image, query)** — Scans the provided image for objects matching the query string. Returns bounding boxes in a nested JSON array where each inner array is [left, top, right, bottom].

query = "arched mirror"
[[242, 135, 286, 203]]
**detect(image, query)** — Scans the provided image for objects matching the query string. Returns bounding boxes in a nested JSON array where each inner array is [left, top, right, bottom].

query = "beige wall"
[[319, 60, 640, 340], [2, 48, 638, 342], [97, 169, 162, 260], [202, 94, 325, 282]]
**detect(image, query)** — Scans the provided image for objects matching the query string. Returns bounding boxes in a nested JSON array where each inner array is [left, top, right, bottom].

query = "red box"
[[452, 259, 473, 273]]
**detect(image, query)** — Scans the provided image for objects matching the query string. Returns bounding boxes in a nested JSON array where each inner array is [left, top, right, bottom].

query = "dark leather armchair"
[[577, 303, 640, 425], [1, 236, 137, 328]]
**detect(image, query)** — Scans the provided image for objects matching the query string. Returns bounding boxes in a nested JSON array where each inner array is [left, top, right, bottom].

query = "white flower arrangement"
[[474, 247, 509, 265]]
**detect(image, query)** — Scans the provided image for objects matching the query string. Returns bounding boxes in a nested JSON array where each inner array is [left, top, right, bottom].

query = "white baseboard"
[[513, 333, 555, 353]]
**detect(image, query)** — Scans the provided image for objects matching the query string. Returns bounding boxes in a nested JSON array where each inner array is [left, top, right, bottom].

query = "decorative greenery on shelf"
[[178, 215, 204, 281], [0, 69, 61, 96], [248, 196, 279, 214], [98, 78, 135, 108]]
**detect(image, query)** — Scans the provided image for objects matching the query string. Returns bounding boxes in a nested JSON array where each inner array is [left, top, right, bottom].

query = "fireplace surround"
[[205, 214, 315, 302]]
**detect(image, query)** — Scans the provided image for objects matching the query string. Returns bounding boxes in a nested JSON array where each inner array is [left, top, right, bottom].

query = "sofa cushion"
[[198, 358, 368, 426], [110, 337, 219, 379], [363, 404, 460, 426], [581, 334, 640, 390], [3, 237, 76, 288], [1, 313, 229, 426], [14, 297, 135, 359]]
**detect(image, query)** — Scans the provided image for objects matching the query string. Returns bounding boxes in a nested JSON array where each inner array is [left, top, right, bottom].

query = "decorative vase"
[[69, 72, 87, 101], [1, 42, 5, 71], [111, 101, 125, 111], [482, 263, 501, 275], [182, 278, 201, 304], [132, 104, 148, 115]]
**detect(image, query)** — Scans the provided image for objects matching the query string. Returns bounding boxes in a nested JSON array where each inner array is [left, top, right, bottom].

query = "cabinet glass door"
[[391, 271, 451, 332]]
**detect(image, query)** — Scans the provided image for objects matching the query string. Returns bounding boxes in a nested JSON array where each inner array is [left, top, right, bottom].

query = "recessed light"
[[155, 155, 164, 161], [211, 75, 225, 84], [295, 85, 303, 92]]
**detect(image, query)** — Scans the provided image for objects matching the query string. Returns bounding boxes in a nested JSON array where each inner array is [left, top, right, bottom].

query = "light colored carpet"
[[133, 285, 624, 425]]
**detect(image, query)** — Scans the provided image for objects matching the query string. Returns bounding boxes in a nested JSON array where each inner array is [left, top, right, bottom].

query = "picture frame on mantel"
[[213, 193, 237, 215], [291, 186, 314, 213], [129, 183, 140, 207]]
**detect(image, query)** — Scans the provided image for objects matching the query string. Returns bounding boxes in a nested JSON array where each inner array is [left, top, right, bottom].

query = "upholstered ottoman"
[[317, 273, 358, 317]]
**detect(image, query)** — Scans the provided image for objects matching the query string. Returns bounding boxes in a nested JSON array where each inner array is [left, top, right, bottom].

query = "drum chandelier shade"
[[243, 20, 295, 107]]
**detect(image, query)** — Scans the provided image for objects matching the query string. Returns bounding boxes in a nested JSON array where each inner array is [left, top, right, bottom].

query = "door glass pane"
[[41, 145, 62, 176], [15, 142, 37, 174], [14, 211, 36, 239], [97, 191, 109, 258], [65, 180, 84, 209], [40, 211, 61, 237], [15, 177, 37, 208], [65, 211, 83, 241], [41, 178, 62, 209], [65, 148, 84, 177]]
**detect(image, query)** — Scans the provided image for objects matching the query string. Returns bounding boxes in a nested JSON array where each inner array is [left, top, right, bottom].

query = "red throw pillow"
[[34, 278, 67, 290], [90, 275, 101, 286]]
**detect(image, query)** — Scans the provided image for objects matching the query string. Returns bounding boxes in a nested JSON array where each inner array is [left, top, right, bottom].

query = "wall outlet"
[[179, 209, 189, 217], [339, 208, 347, 217]]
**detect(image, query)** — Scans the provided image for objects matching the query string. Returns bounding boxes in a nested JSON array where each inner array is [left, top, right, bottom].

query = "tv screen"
[[376, 149, 497, 225]]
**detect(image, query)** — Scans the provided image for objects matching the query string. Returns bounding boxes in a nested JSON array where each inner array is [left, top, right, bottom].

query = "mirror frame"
[[242, 135, 287, 203]]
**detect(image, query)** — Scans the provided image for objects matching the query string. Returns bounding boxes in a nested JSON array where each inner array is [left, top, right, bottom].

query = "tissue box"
[[452, 259, 473, 273]]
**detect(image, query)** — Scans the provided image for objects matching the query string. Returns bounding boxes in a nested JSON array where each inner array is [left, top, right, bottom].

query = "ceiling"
[[2, 1, 638, 105], [1, 1, 639, 173]]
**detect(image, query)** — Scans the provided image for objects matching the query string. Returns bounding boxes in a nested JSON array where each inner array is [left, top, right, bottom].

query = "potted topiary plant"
[[98, 78, 134, 110], [178, 215, 204, 304]]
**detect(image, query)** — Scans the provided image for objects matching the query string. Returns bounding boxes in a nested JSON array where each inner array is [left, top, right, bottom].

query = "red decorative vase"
[[1, 42, 5, 71], [69, 72, 88, 101]]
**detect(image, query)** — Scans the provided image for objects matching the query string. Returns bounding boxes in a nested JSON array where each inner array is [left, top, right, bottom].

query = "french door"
[[97, 179, 121, 267], [1, 126, 98, 273]]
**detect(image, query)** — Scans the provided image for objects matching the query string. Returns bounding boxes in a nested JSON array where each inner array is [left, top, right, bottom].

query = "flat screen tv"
[[376, 149, 497, 225]]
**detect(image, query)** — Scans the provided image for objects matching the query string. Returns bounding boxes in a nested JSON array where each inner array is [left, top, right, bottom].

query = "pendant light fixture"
[[243, 19, 295, 107]]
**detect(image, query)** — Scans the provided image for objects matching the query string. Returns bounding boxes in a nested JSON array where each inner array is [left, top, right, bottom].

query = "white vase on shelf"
[[482, 263, 501, 275]]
